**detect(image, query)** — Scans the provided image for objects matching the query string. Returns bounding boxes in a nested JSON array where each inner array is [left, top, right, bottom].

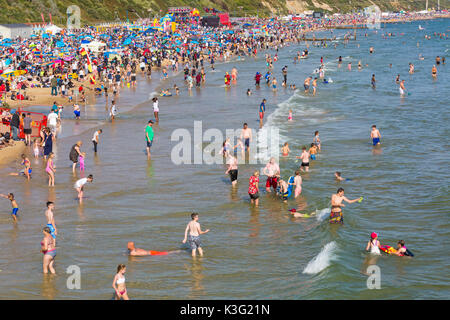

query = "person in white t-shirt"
[[92, 129, 102, 153], [152, 97, 159, 122], [47, 110, 59, 136], [74, 174, 93, 202]]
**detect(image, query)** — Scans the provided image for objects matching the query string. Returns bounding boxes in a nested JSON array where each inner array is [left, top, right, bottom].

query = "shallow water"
[[0, 19, 449, 299]]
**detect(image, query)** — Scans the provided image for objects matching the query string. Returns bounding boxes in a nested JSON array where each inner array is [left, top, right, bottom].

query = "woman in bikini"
[[41, 226, 56, 274], [112, 264, 129, 300]]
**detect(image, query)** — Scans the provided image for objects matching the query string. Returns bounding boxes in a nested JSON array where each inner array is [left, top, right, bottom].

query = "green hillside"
[[0, 0, 447, 24]]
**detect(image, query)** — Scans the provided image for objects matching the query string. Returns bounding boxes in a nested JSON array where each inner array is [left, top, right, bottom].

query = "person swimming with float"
[[380, 240, 414, 257], [127, 242, 178, 256]]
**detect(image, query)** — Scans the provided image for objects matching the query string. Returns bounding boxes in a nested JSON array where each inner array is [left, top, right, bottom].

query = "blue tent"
[[123, 38, 132, 46], [56, 41, 66, 47], [42, 34, 50, 39]]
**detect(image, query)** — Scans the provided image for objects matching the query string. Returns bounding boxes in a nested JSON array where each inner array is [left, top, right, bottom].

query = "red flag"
[[41, 13, 45, 23], [49, 13, 52, 24]]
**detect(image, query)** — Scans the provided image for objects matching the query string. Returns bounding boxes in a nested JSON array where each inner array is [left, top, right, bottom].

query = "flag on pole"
[[41, 13, 45, 23], [80, 48, 93, 73]]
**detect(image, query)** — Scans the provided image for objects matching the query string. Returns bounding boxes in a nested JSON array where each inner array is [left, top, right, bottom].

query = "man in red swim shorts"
[[262, 157, 280, 192]]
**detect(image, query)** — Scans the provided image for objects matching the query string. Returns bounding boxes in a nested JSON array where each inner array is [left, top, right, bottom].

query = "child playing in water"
[[296, 147, 310, 172], [281, 142, 290, 157], [288, 109, 293, 121], [365, 232, 381, 254], [0, 193, 18, 222], [74, 175, 93, 202], [309, 143, 318, 160], [313, 131, 321, 150], [234, 138, 245, 159], [79, 152, 86, 172], [9, 154, 32, 180], [33, 139, 40, 158], [182, 213, 210, 257], [293, 170, 302, 197], [335, 171, 345, 181], [277, 178, 289, 203], [221, 138, 232, 158]]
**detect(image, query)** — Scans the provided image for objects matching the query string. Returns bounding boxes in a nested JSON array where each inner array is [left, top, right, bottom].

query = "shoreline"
[[4, 15, 447, 111]]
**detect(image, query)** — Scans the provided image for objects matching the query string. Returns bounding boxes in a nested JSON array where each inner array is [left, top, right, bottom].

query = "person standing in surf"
[[399, 80, 406, 96], [248, 171, 260, 206], [145, 120, 154, 159], [259, 99, 266, 128], [370, 125, 381, 146], [182, 213, 210, 258], [225, 154, 238, 187], [263, 157, 280, 192], [240, 123, 252, 153], [330, 188, 362, 224]]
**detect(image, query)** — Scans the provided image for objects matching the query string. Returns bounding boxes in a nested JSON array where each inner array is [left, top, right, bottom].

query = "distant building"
[[0, 23, 33, 39], [313, 12, 324, 18]]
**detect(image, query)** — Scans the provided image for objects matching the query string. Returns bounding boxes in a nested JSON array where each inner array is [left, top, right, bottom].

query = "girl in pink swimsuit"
[[79, 152, 86, 172], [46, 152, 55, 187]]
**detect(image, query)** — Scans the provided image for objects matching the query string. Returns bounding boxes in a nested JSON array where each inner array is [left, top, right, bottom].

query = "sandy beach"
[[0, 140, 25, 165]]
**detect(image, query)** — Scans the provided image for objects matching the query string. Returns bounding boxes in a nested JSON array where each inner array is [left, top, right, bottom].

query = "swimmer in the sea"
[[309, 143, 318, 160], [391, 240, 413, 257], [431, 65, 437, 78], [287, 208, 316, 218], [281, 142, 290, 157], [127, 242, 177, 256], [335, 171, 345, 181]]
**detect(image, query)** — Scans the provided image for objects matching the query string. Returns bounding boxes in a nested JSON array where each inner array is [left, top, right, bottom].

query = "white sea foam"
[[316, 207, 331, 222], [148, 91, 158, 99], [302, 241, 338, 274]]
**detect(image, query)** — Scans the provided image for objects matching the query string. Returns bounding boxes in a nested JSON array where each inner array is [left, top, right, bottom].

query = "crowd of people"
[[1, 10, 445, 299]]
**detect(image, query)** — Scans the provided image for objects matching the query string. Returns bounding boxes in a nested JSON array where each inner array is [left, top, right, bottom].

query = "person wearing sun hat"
[[366, 232, 381, 254]]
